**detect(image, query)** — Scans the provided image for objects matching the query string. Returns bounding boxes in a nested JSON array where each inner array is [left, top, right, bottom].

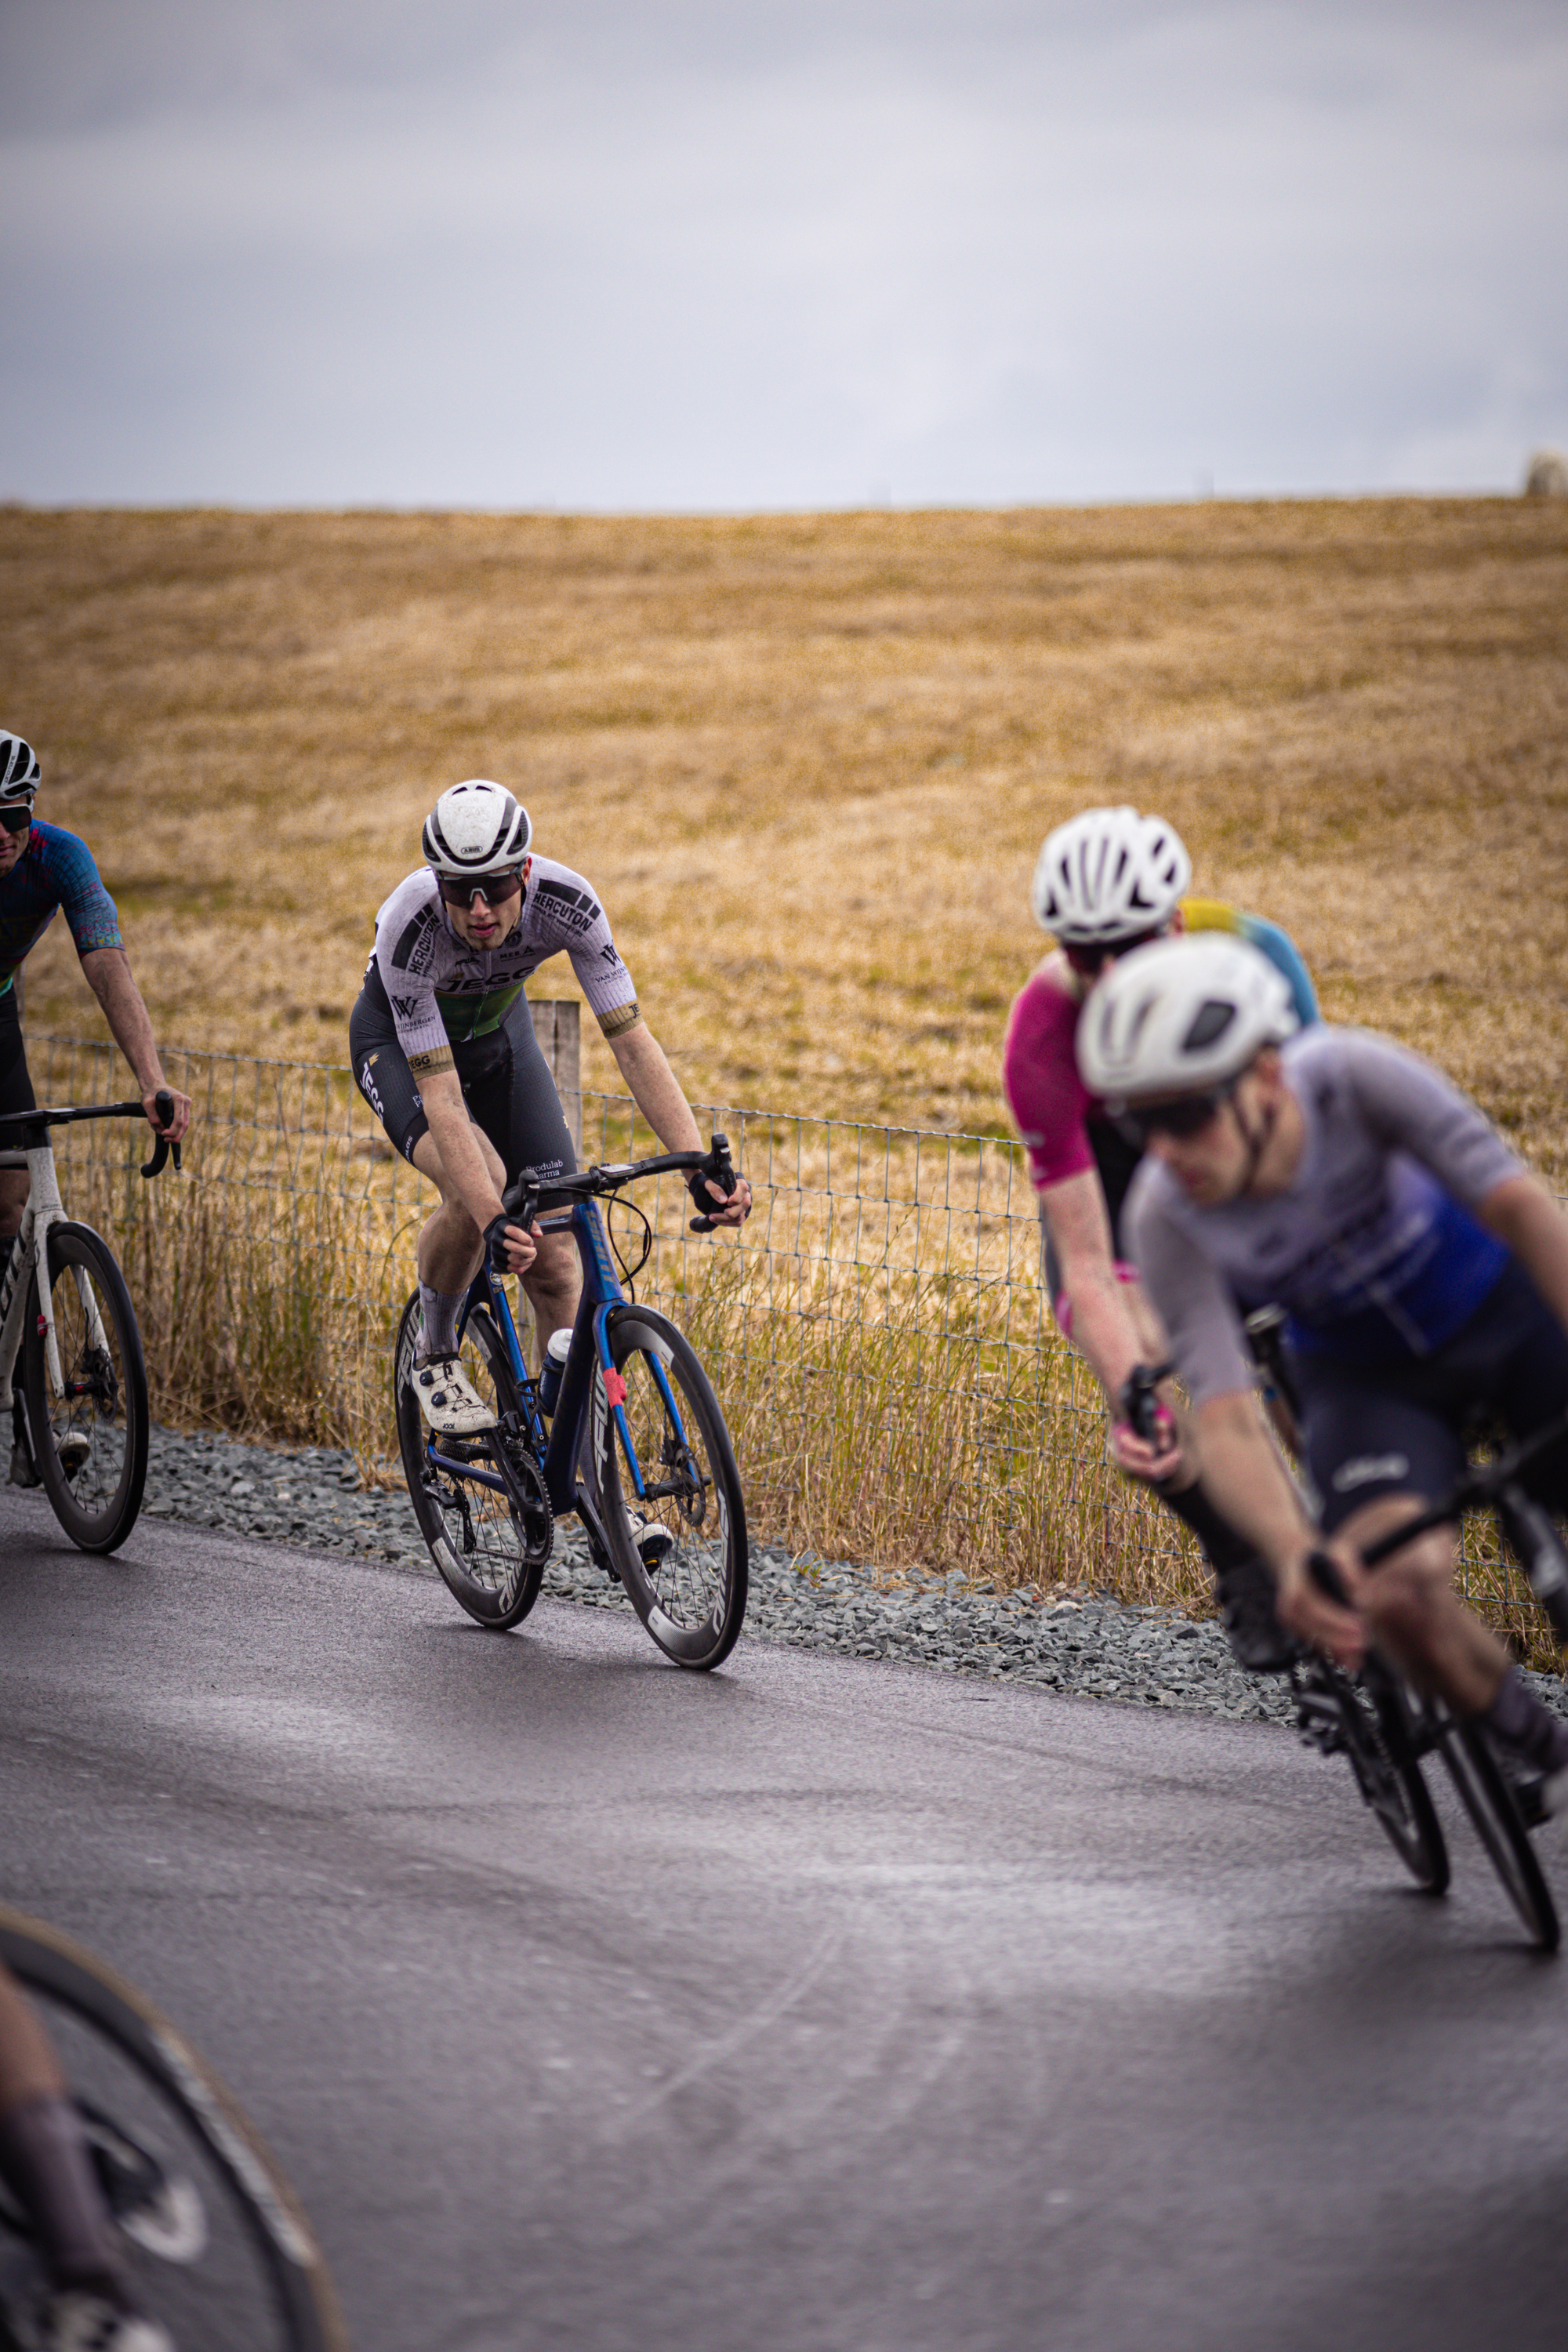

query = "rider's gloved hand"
[[482, 1214, 536, 1276], [686, 1143, 750, 1230]]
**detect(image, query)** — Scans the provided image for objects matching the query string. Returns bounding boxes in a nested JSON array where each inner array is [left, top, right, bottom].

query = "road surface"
[[2, 1486, 1563, 2350]]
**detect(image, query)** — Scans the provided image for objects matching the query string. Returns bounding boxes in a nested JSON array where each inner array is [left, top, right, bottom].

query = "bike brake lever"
[[141, 1087, 183, 1178], [1307, 1548, 1352, 1606], [689, 1134, 738, 1235]]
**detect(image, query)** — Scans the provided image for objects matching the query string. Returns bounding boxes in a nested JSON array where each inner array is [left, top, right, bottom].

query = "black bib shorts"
[[349, 967, 576, 1190], [1292, 1260, 1568, 1532]]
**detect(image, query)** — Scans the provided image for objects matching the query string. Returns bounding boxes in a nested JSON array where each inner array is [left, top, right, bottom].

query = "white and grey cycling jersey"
[[1126, 1026, 1523, 1404], [369, 857, 639, 1076]]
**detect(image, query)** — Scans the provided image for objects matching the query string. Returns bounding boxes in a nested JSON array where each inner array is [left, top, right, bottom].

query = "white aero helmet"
[[1031, 805, 1192, 945], [423, 779, 531, 879], [1076, 933, 1299, 1105], [0, 730, 41, 805]]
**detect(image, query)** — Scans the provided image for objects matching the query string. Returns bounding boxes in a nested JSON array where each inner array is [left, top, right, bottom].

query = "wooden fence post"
[[532, 1000, 582, 1156]]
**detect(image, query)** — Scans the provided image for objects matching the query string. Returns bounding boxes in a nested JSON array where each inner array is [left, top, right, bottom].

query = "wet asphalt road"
[[2, 1483, 1566, 2352]]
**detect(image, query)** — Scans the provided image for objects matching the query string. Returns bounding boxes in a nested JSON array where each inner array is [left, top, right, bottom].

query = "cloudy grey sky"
[[2, 0, 1564, 508]]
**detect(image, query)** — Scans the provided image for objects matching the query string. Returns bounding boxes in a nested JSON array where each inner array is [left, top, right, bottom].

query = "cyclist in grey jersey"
[[1081, 934, 1568, 1811], [353, 781, 750, 1436], [368, 851, 642, 1068]]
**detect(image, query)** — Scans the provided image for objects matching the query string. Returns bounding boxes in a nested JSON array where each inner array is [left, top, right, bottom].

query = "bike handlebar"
[[0, 1091, 182, 1180], [503, 1132, 739, 1235]]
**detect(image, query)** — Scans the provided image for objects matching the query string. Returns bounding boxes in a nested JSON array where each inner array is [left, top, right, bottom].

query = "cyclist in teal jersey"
[[0, 731, 191, 1488]]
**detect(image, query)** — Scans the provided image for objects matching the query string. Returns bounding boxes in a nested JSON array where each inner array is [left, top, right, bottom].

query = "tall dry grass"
[[6, 500, 1566, 1177], [7, 503, 1567, 1653]]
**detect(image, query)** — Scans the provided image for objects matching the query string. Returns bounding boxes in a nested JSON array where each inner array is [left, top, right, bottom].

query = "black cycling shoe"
[[1214, 1556, 1298, 1674], [9, 1439, 39, 1488]]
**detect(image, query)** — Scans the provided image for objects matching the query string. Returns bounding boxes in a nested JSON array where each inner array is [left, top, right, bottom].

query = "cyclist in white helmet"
[[1087, 934, 1568, 1811], [0, 729, 193, 1488], [351, 781, 750, 1436], [1002, 804, 1318, 1667]]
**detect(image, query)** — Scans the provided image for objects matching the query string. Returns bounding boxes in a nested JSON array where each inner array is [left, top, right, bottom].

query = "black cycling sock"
[[417, 1283, 463, 1360], [1480, 1668, 1568, 1774], [0, 2092, 126, 2291], [1162, 1477, 1255, 1577]]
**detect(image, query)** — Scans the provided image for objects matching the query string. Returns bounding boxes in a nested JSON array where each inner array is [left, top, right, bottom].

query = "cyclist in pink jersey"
[[1002, 806, 1317, 1667]]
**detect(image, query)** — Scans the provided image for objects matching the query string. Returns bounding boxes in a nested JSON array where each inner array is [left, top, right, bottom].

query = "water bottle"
[[538, 1327, 572, 1417]]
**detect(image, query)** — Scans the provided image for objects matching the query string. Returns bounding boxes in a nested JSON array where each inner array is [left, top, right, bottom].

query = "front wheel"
[[1437, 1715, 1560, 1952], [588, 1305, 748, 1670], [394, 1291, 550, 1631], [20, 1222, 149, 1555], [0, 1903, 347, 2350]]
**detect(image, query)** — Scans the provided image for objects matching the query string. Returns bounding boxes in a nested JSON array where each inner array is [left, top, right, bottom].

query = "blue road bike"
[[394, 1135, 749, 1671]]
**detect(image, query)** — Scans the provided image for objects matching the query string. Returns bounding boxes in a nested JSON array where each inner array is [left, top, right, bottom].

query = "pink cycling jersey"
[[1001, 966, 1101, 1193]]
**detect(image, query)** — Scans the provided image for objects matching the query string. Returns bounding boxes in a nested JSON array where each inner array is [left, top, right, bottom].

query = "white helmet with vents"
[[422, 780, 531, 878], [0, 730, 41, 804], [1076, 934, 1299, 1104], [1031, 806, 1191, 945]]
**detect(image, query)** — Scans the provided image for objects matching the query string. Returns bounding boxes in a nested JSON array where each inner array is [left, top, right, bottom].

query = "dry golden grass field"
[[5, 496, 1567, 1175]]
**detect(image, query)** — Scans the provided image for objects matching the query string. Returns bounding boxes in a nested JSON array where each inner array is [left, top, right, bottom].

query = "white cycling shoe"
[[57, 1430, 92, 1479], [44, 2292, 174, 2352], [626, 1509, 673, 1569], [411, 1354, 497, 1436]]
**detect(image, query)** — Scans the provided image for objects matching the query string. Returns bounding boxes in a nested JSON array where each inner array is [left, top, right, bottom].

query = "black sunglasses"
[[1113, 1080, 1238, 1147], [1064, 927, 1161, 978], [437, 869, 523, 909], [0, 804, 33, 835]]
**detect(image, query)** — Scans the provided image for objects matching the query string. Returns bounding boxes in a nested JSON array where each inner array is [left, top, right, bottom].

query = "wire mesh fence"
[[18, 1028, 1560, 1649]]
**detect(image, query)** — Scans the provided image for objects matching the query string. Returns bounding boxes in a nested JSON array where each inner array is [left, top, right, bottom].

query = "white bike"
[[0, 1090, 180, 1553]]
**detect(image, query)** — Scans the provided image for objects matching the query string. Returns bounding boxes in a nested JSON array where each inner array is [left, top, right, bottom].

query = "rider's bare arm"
[[1479, 1174, 1568, 1335], [1189, 1388, 1364, 1661], [78, 946, 192, 1142], [606, 1020, 751, 1225], [418, 1068, 535, 1273], [1039, 1169, 1181, 1478]]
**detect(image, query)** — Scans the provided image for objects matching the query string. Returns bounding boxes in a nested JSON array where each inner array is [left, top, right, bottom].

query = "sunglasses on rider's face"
[[0, 804, 33, 835], [1113, 1080, 1238, 1148], [437, 869, 523, 909], [1064, 928, 1161, 978]]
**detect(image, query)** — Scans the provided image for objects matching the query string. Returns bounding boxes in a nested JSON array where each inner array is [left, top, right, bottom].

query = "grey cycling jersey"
[[368, 857, 639, 1077], [1125, 1026, 1523, 1403]]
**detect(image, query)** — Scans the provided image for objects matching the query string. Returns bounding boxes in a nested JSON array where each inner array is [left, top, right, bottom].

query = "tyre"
[[0, 1904, 347, 2351], [1436, 1715, 1560, 1951], [20, 1222, 149, 1555], [394, 1291, 550, 1630], [586, 1305, 748, 1670], [1355, 1670, 1450, 1894]]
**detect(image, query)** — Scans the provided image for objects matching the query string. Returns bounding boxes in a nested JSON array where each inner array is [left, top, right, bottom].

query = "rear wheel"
[[394, 1291, 551, 1630], [588, 1305, 747, 1670], [0, 1904, 346, 2350], [1436, 1714, 1559, 1951], [20, 1222, 148, 1555]]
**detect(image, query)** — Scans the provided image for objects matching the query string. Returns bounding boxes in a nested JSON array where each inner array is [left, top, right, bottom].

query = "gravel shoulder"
[[134, 1425, 1566, 1727]]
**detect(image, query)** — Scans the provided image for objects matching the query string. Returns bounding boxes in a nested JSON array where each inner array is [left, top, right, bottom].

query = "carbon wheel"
[[20, 1222, 148, 1555], [0, 1905, 346, 2351], [1296, 1660, 1449, 1893], [1437, 1715, 1559, 1951], [589, 1305, 748, 1670], [394, 1291, 550, 1630]]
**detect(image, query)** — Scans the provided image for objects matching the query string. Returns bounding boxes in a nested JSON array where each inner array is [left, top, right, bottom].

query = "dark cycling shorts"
[[349, 968, 575, 1189], [1291, 1259, 1568, 1533], [0, 986, 35, 1126]]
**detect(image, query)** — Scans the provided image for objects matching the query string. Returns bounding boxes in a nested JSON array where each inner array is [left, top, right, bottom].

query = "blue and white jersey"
[[0, 821, 123, 993], [1126, 1026, 1523, 1403]]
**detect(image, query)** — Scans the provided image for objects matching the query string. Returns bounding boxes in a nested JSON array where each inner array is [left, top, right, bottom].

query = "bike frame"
[[0, 1135, 105, 1414], [419, 1194, 694, 1530]]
